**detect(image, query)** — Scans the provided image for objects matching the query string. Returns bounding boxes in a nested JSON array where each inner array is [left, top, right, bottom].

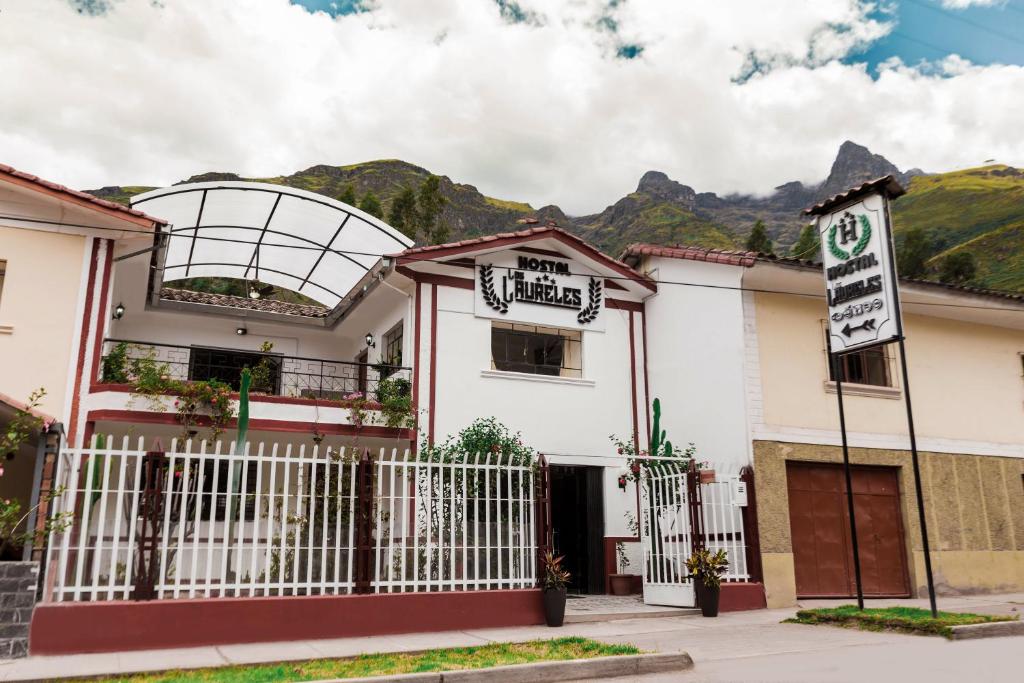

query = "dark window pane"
[[491, 326, 572, 376]]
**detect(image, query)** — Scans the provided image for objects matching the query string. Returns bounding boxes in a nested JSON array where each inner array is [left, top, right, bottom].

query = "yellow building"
[[744, 257, 1024, 607], [0, 163, 164, 554]]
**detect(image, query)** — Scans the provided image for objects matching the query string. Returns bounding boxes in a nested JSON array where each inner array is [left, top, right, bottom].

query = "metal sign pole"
[[883, 202, 938, 618], [831, 352, 864, 610]]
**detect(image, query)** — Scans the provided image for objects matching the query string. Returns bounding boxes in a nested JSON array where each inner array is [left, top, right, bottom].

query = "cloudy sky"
[[2, 0, 1023, 213]]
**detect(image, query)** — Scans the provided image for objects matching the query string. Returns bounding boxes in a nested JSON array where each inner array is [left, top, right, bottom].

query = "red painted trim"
[[719, 582, 767, 612], [68, 239, 101, 445], [606, 298, 643, 312], [86, 410, 413, 440], [398, 230, 656, 292], [428, 284, 438, 445], [88, 241, 114, 389], [641, 307, 651, 448], [628, 310, 639, 453], [396, 266, 474, 290], [604, 278, 627, 291], [30, 590, 544, 655], [82, 422, 96, 450]]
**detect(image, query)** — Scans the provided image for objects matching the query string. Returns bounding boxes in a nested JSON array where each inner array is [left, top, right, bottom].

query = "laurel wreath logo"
[[828, 214, 873, 261], [576, 277, 603, 324], [479, 264, 508, 314]]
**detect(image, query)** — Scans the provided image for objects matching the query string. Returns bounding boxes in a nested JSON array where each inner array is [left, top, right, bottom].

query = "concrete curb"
[[313, 652, 694, 683], [949, 620, 1024, 640]]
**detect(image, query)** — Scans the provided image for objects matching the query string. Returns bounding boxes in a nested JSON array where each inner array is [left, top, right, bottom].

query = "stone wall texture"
[[0, 562, 39, 659], [754, 441, 1024, 607]]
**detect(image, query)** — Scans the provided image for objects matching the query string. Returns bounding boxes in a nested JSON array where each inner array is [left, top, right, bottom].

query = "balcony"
[[94, 338, 411, 404]]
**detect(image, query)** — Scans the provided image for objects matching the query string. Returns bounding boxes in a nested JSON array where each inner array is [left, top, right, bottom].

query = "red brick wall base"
[[719, 582, 767, 612], [31, 589, 544, 655]]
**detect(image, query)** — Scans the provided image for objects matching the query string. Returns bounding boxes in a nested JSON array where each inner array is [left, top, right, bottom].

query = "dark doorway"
[[550, 465, 605, 594]]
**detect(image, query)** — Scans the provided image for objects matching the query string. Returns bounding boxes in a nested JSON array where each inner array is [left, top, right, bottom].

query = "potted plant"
[[685, 548, 729, 617], [540, 551, 571, 627], [610, 542, 632, 595]]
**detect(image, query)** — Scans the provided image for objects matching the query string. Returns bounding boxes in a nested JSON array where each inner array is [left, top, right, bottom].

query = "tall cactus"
[[649, 398, 672, 457], [224, 369, 251, 576]]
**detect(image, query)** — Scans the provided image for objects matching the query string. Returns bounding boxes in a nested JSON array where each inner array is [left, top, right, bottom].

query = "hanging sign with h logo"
[[812, 180, 904, 354]]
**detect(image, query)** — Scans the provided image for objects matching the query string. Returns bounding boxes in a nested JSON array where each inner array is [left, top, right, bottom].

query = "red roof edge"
[[621, 243, 758, 268], [392, 225, 656, 291], [0, 163, 167, 228]]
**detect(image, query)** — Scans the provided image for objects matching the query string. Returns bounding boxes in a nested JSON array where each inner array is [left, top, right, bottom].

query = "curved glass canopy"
[[131, 182, 413, 308]]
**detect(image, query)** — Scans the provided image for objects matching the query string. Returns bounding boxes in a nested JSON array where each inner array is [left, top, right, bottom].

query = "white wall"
[[425, 278, 642, 537], [643, 258, 751, 471]]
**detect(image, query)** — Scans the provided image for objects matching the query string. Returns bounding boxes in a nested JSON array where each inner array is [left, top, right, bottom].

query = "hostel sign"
[[475, 252, 605, 331], [815, 189, 902, 353]]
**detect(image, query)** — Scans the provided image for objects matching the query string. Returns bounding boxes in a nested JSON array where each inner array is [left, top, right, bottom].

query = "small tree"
[[387, 187, 419, 240], [358, 191, 384, 219], [897, 227, 932, 279], [745, 220, 773, 255], [938, 251, 976, 285], [337, 184, 357, 206], [418, 175, 449, 245], [789, 224, 820, 260]]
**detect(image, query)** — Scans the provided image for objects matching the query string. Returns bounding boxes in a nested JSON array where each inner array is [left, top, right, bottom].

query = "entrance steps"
[[564, 594, 700, 623]]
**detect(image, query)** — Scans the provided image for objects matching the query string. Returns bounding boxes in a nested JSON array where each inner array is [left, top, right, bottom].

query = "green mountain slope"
[[893, 165, 1024, 291], [86, 148, 1024, 293]]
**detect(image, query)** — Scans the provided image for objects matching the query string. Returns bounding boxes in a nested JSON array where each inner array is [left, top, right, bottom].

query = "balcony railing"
[[97, 338, 411, 402]]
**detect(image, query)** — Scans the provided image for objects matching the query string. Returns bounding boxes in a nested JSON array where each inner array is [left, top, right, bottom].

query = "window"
[[382, 323, 403, 373], [490, 322, 582, 378], [189, 346, 281, 393], [824, 329, 893, 387], [828, 346, 892, 387], [0, 260, 6, 305], [355, 349, 369, 394]]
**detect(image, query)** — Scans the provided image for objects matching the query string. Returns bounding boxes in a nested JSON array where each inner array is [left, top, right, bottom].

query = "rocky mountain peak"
[[819, 140, 903, 199], [636, 170, 696, 206]]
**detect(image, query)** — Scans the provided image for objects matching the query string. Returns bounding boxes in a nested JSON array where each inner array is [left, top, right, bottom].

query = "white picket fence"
[[44, 438, 537, 602], [698, 469, 750, 583]]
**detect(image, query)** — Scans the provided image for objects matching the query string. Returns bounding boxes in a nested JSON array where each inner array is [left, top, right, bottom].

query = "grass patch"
[[78, 637, 640, 683], [785, 605, 1018, 639]]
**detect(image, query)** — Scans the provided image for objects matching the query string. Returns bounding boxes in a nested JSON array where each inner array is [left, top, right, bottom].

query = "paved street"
[[1, 593, 1021, 681]]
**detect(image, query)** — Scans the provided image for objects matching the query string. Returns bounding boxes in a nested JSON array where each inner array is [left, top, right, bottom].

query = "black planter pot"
[[542, 587, 567, 627], [695, 580, 720, 617]]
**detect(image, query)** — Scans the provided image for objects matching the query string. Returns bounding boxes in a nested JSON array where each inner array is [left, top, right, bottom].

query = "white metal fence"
[[44, 439, 537, 602], [638, 461, 750, 605]]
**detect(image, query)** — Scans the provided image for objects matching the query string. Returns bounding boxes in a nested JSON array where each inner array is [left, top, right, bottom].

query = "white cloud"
[[939, 1, 1004, 9], [1, 0, 1023, 214]]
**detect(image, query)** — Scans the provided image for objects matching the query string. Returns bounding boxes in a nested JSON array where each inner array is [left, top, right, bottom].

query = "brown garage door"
[[786, 462, 910, 598]]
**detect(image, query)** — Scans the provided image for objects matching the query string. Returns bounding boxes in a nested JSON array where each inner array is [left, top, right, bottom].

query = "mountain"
[[88, 143, 1024, 292]]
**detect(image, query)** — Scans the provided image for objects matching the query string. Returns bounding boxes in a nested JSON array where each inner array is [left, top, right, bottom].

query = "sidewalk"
[[1, 592, 1020, 681]]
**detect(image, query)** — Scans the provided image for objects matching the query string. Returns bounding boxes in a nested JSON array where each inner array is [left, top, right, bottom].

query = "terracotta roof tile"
[[803, 175, 906, 216], [0, 162, 167, 226], [621, 243, 758, 267], [393, 225, 655, 290], [160, 287, 329, 318], [758, 254, 1024, 304]]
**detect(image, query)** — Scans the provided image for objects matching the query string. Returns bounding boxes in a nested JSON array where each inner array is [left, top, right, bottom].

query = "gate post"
[[534, 454, 552, 577], [353, 448, 375, 594], [132, 444, 166, 600], [739, 466, 763, 583], [686, 460, 705, 555]]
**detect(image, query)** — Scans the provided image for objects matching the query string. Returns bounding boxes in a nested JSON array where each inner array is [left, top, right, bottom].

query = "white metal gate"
[[639, 461, 695, 607]]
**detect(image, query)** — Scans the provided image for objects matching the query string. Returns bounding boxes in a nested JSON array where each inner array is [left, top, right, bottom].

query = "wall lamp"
[[236, 326, 248, 336], [365, 332, 375, 348], [112, 302, 126, 320]]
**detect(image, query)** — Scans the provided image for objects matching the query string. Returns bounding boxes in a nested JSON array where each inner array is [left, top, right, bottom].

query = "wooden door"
[[786, 462, 910, 598]]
